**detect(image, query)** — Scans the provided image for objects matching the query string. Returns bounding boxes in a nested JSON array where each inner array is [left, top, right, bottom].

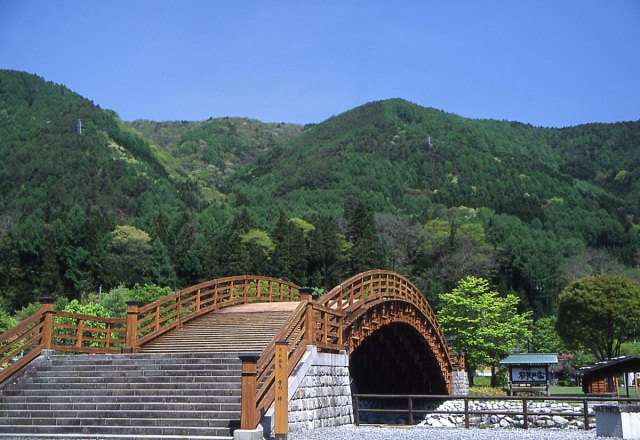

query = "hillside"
[[0, 71, 638, 320], [0, 70, 195, 220], [228, 99, 638, 226], [129, 118, 302, 201]]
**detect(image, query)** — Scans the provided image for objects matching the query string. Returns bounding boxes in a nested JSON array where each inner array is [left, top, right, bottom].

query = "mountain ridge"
[[0, 70, 638, 318]]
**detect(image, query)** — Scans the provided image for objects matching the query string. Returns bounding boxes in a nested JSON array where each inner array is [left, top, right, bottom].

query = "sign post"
[[275, 340, 289, 440]]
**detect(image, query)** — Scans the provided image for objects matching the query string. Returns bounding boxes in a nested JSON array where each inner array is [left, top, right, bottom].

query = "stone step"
[[44, 361, 241, 371], [0, 394, 240, 404], [0, 409, 240, 420], [0, 402, 240, 413], [24, 374, 241, 385], [10, 381, 241, 391], [0, 423, 237, 437], [36, 368, 241, 378], [0, 387, 241, 397]]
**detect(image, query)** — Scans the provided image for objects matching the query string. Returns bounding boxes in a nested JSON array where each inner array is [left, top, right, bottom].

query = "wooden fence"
[[353, 393, 640, 429]]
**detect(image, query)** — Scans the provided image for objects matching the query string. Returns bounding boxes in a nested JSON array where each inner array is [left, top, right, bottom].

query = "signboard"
[[510, 366, 548, 383]]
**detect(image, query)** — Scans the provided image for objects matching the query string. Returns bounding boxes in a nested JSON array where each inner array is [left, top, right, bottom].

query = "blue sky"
[[1, 1, 639, 127]]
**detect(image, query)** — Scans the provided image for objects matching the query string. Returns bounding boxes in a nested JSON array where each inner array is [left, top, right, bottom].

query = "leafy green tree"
[[438, 276, 532, 386], [102, 225, 170, 288], [307, 216, 344, 290], [344, 197, 385, 274], [0, 308, 16, 334], [556, 274, 640, 361], [528, 316, 562, 353], [270, 213, 310, 284]]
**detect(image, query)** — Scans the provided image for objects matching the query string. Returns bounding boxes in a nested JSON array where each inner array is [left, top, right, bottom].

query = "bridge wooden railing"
[[320, 269, 454, 386], [0, 276, 300, 384], [130, 275, 300, 349], [0, 298, 128, 384], [240, 291, 347, 429]]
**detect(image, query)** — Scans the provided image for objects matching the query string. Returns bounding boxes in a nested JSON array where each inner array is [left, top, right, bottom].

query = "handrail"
[[133, 275, 300, 348], [0, 305, 127, 384], [252, 299, 347, 427], [0, 309, 46, 383], [321, 270, 452, 368]]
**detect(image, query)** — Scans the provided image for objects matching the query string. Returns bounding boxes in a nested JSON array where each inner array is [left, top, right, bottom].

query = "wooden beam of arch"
[[321, 270, 453, 393]]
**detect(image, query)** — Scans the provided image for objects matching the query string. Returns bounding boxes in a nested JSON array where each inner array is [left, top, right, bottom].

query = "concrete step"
[[0, 401, 240, 412], [8, 381, 241, 391], [0, 387, 241, 397], [35, 368, 241, 378], [0, 409, 240, 420], [0, 394, 240, 404], [0, 423, 238, 437]]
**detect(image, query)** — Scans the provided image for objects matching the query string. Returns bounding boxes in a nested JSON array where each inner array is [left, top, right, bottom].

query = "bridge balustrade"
[[1, 270, 456, 432]]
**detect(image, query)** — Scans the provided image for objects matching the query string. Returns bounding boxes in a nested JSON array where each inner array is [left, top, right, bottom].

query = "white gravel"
[[286, 424, 604, 440]]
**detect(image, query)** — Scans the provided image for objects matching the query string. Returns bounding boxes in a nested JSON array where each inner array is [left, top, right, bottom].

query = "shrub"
[[468, 386, 507, 397]]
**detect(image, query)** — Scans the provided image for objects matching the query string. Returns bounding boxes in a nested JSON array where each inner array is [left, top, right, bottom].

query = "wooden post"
[[275, 341, 289, 440], [299, 288, 315, 346], [125, 301, 140, 353], [239, 353, 260, 430], [39, 297, 56, 350]]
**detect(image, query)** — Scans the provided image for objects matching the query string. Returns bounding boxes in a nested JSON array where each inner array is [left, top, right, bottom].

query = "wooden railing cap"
[[239, 353, 261, 363]]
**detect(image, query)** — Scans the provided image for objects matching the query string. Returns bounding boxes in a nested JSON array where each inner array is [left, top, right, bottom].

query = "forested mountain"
[[1, 70, 638, 320], [129, 118, 302, 202]]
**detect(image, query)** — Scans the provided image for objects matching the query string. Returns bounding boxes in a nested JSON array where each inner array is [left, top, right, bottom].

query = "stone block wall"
[[287, 364, 353, 431], [452, 370, 469, 395], [260, 347, 353, 436]]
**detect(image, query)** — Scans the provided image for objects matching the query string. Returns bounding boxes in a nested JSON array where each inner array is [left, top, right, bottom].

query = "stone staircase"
[[0, 352, 242, 439], [0, 302, 300, 439]]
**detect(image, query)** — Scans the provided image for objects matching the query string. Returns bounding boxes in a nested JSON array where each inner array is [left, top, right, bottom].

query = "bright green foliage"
[[0, 309, 16, 334], [98, 284, 173, 317], [557, 274, 640, 361], [438, 276, 532, 379], [63, 299, 109, 318], [529, 316, 563, 353]]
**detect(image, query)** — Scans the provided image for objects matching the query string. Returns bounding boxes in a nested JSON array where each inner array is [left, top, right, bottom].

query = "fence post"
[[583, 399, 590, 430], [464, 397, 469, 428], [523, 397, 528, 429], [39, 297, 56, 350], [354, 395, 360, 426], [299, 288, 316, 346], [239, 353, 260, 430], [125, 301, 140, 353]]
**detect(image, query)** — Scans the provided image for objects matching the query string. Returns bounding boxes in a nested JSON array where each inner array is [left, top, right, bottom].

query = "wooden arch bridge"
[[0, 270, 459, 437]]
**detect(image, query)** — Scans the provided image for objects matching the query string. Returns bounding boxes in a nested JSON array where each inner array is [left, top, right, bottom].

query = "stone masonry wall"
[[452, 370, 469, 395], [261, 346, 353, 435], [287, 363, 353, 431]]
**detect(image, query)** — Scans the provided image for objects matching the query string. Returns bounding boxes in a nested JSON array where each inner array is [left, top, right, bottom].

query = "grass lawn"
[[473, 376, 640, 398]]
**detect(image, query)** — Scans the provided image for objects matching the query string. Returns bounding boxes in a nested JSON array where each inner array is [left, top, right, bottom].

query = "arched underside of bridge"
[[344, 298, 451, 395], [349, 322, 448, 394]]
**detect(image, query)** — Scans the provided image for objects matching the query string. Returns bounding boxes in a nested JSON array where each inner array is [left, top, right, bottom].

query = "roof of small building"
[[580, 356, 640, 376], [499, 353, 558, 365]]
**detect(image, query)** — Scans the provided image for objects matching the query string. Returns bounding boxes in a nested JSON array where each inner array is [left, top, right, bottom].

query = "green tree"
[[0, 308, 16, 334], [438, 276, 532, 386], [556, 274, 640, 361], [344, 197, 385, 274], [529, 316, 562, 353]]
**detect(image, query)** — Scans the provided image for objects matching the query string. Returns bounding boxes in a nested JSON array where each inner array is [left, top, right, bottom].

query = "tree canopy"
[[556, 274, 640, 361], [437, 276, 532, 385]]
